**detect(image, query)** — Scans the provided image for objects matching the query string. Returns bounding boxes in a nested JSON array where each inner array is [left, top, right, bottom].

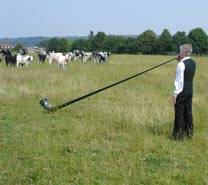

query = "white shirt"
[[173, 56, 190, 98]]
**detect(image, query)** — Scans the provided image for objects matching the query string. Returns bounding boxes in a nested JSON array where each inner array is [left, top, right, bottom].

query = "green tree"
[[58, 38, 70, 52], [88, 31, 95, 51], [188, 27, 208, 56], [37, 40, 49, 48], [136, 30, 158, 54], [103, 35, 126, 53], [124, 37, 137, 54], [88, 31, 94, 42], [47, 38, 60, 52], [70, 38, 89, 51], [13, 43, 24, 52], [158, 29, 173, 54], [172, 31, 189, 53], [91, 31, 106, 51]]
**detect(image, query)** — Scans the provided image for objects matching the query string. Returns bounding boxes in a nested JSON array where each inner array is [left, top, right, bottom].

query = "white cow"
[[68, 52, 73, 62], [25, 55, 33, 62], [48, 52, 63, 65], [16, 55, 31, 67], [81, 52, 93, 62], [57, 54, 70, 69]]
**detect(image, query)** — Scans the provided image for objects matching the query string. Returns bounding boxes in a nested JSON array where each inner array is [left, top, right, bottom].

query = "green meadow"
[[0, 54, 207, 185]]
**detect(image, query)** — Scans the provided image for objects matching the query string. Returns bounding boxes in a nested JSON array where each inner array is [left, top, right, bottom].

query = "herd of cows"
[[0, 49, 111, 69]]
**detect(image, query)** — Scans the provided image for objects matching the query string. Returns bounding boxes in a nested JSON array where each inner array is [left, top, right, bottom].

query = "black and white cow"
[[72, 50, 82, 61], [16, 51, 33, 67], [16, 55, 30, 67], [0, 49, 16, 66], [38, 53, 47, 63], [95, 52, 111, 63], [18, 48, 27, 55], [5, 54, 17, 66], [81, 51, 93, 62]]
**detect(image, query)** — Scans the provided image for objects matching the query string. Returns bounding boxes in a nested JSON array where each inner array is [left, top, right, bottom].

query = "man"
[[172, 44, 196, 140]]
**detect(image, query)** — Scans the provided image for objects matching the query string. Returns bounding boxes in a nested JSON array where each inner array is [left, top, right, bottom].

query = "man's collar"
[[181, 56, 191, 62]]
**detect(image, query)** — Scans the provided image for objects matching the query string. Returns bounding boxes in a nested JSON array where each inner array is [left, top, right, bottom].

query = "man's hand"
[[172, 96, 176, 104], [176, 55, 180, 61]]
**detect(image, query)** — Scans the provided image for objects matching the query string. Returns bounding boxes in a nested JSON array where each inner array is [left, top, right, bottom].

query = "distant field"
[[0, 54, 207, 184]]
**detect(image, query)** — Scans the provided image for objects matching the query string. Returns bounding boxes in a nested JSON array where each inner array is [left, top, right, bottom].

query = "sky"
[[1, 0, 208, 38]]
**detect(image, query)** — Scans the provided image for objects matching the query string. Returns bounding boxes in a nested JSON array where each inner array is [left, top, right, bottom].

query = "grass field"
[[0, 54, 207, 185]]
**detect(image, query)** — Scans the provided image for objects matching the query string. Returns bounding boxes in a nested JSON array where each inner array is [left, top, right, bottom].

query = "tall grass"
[[0, 55, 207, 185]]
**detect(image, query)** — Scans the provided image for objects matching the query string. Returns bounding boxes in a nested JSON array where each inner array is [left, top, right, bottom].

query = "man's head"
[[177, 44, 192, 61], [180, 44, 192, 57]]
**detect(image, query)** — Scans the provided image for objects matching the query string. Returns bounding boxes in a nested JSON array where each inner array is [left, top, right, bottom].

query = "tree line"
[[37, 27, 208, 55]]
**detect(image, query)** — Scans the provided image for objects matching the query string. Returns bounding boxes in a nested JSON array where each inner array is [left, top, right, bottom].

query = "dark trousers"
[[173, 90, 194, 140]]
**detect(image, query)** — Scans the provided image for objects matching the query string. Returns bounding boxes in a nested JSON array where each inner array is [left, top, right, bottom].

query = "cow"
[[17, 49, 27, 55], [38, 53, 47, 63], [0, 49, 11, 56], [94, 52, 111, 63], [16, 55, 32, 67], [48, 52, 63, 65], [0, 49, 16, 66], [57, 54, 71, 69], [80, 51, 93, 62], [72, 50, 82, 61], [5, 54, 17, 66]]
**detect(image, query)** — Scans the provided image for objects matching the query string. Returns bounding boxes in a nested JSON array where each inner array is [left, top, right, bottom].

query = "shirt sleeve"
[[173, 62, 185, 97]]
